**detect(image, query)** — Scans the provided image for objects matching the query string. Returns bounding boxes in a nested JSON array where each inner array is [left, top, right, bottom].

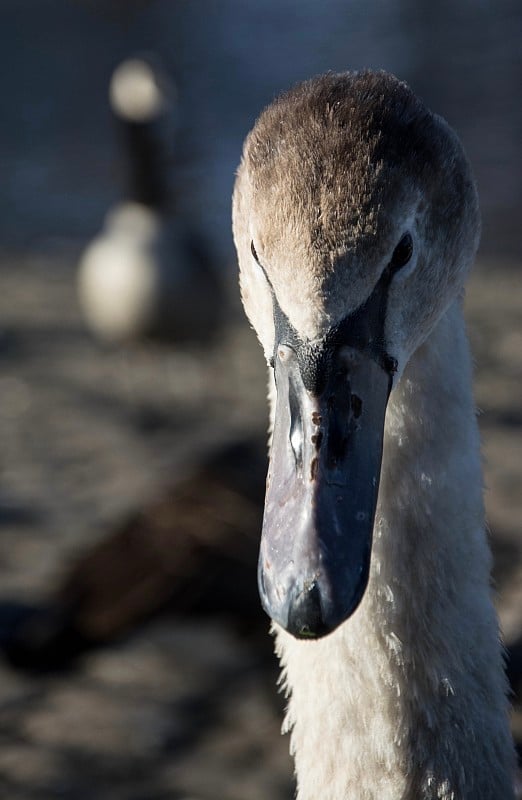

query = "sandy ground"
[[0, 248, 520, 799]]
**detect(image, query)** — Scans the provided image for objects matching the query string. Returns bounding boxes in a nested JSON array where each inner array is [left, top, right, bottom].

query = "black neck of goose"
[[116, 117, 170, 211], [272, 267, 397, 395]]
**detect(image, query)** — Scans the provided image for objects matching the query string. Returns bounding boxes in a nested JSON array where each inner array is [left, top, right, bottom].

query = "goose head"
[[233, 71, 480, 639]]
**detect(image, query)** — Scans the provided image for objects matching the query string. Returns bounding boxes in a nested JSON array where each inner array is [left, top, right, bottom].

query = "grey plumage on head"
[[242, 70, 475, 262]]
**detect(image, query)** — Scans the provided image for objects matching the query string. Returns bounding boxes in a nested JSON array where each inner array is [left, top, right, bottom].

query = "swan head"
[[233, 70, 480, 639]]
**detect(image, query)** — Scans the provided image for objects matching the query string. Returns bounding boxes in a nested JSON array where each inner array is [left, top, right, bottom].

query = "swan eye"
[[390, 232, 413, 271], [251, 240, 260, 263]]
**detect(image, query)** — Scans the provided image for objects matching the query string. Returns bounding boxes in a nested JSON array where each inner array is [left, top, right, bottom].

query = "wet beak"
[[259, 342, 391, 639]]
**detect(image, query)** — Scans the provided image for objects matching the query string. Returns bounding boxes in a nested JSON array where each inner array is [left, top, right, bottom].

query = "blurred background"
[[0, 1, 521, 798]]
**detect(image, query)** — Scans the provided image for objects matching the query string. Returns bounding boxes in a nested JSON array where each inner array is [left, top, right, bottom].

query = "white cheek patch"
[[249, 235, 273, 292], [247, 246, 276, 361], [251, 250, 266, 282]]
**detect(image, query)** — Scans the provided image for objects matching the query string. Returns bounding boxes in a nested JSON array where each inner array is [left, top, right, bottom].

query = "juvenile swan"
[[232, 71, 515, 799]]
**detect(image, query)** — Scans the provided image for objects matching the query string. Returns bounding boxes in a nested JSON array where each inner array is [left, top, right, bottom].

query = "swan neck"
[[275, 300, 515, 800]]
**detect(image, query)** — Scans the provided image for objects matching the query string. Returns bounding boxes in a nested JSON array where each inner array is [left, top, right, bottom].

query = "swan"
[[232, 71, 516, 799], [78, 57, 219, 343]]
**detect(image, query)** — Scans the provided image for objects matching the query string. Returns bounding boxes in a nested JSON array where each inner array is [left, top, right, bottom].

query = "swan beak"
[[259, 342, 391, 639]]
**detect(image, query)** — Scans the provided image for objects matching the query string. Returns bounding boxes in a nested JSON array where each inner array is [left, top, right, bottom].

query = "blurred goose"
[[233, 71, 516, 799], [78, 57, 219, 343]]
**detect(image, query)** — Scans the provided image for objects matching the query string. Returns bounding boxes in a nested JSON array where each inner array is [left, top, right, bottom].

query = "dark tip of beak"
[[286, 582, 332, 640]]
